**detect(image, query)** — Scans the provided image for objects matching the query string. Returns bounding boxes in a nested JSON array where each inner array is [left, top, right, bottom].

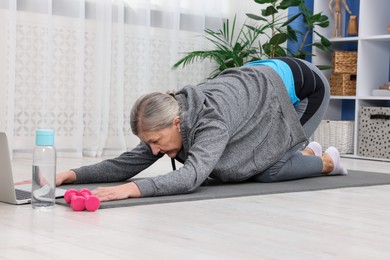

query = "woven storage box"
[[332, 51, 357, 74], [329, 73, 356, 96], [313, 120, 354, 154], [358, 107, 390, 159]]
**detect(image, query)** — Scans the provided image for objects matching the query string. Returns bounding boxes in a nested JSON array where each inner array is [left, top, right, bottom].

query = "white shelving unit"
[[312, 0, 390, 160]]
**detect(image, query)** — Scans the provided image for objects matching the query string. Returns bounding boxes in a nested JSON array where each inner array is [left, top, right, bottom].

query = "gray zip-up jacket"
[[73, 66, 307, 197]]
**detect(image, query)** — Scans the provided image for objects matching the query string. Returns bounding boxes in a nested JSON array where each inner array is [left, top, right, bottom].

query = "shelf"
[[328, 35, 390, 42], [333, 96, 390, 100], [360, 34, 390, 41], [329, 37, 359, 42], [357, 96, 390, 100], [330, 95, 356, 100], [313, 0, 390, 162]]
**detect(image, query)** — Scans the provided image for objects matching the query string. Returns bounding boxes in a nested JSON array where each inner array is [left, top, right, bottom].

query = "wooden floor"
[[1, 156, 390, 259]]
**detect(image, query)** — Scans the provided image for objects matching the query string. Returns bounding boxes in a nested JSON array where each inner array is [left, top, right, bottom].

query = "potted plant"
[[172, 15, 265, 79], [173, 0, 332, 79]]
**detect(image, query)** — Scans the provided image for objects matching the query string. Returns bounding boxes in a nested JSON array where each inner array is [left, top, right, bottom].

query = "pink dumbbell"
[[64, 188, 100, 212], [79, 188, 101, 212], [64, 189, 85, 211]]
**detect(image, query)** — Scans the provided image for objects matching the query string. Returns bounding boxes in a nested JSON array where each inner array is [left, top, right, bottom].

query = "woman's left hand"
[[92, 182, 141, 202]]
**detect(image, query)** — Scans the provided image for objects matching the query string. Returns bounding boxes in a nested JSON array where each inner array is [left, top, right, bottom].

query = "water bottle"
[[32, 129, 57, 210]]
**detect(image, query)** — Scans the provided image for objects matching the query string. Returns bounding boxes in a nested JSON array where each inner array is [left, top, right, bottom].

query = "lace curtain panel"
[[0, 0, 231, 157]]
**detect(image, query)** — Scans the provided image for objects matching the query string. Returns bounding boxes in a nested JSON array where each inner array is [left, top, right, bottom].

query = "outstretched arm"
[[61, 142, 161, 185], [56, 170, 142, 201], [55, 142, 159, 201], [342, 0, 352, 14]]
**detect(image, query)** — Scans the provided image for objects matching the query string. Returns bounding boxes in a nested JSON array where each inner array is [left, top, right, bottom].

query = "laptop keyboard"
[[15, 189, 31, 200]]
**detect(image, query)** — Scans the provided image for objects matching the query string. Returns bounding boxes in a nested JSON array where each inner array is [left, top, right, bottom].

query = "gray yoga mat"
[[56, 170, 390, 209]]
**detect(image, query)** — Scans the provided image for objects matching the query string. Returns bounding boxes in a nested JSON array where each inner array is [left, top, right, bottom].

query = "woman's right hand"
[[56, 170, 77, 186]]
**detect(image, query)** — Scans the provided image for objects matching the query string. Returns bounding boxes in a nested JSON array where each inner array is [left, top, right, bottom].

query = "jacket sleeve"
[[73, 142, 162, 184], [133, 120, 230, 197]]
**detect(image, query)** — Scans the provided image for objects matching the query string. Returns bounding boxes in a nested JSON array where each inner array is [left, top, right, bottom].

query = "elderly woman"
[[57, 57, 347, 201]]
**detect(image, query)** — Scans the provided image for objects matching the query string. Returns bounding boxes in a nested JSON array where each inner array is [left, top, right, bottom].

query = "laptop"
[[0, 132, 67, 205]]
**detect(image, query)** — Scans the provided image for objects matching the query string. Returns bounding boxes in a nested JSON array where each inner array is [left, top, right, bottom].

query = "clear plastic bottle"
[[32, 129, 57, 210]]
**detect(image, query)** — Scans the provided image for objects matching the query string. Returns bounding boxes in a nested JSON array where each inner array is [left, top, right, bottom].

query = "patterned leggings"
[[252, 58, 330, 182]]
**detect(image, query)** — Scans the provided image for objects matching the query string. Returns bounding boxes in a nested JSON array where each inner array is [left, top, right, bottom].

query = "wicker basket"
[[332, 51, 357, 74], [313, 120, 354, 154], [329, 73, 356, 96]]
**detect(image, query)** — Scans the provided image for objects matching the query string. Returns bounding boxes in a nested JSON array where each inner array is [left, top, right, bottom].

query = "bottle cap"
[[36, 129, 55, 146]]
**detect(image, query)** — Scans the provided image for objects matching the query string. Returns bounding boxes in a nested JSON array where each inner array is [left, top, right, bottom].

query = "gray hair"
[[130, 92, 180, 136]]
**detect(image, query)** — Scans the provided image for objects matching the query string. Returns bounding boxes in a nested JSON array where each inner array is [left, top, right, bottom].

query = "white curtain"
[[0, 0, 243, 157]]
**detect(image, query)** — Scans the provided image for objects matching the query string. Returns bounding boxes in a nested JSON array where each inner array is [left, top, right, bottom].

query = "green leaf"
[[299, 51, 313, 57], [274, 46, 287, 56], [298, 2, 311, 15], [316, 65, 333, 70], [287, 26, 298, 42], [318, 14, 328, 23], [320, 36, 331, 47], [262, 43, 272, 57], [311, 42, 323, 48], [314, 32, 332, 47], [262, 6, 278, 16], [224, 18, 229, 43], [317, 20, 330, 28], [246, 13, 268, 22], [312, 42, 331, 52], [245, 24, 266, 34], [269, 33, 288, 44], [233, 42, 244, 52], [172, 50, 225, 69], [281, 12, 301, 27], [254, 0, 277, 4], [278, 0, 303, 9], [311, 13, 322, 22]]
